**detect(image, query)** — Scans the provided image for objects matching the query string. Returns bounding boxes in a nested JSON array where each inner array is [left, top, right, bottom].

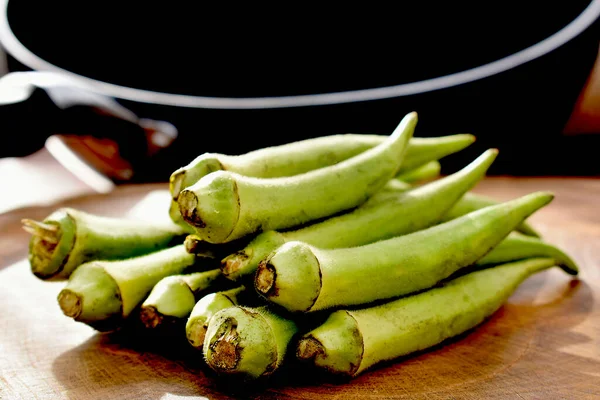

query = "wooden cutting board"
[[1, 177, 599, 400]]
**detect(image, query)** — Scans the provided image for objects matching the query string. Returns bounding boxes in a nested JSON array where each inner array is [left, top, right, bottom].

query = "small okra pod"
[[139, 269, 233, 331], [57, 244, 215, 332], [255, 191, 554, 313], [295, 257, 567, 378], [178, 112, 417, 244], [203, 305, 299, 382], [23, 207, 186, 281], [222, 149, 498, 282]]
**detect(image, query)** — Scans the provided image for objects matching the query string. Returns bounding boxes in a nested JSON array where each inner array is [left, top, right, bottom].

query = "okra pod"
[[178, 112, 417, 244], [139, 269, 232, 330], [295, 257, 566, 378], [23, 207, 186, 281], [255, 191, 554, 313], [170, 132, 475, 199], [222, 149, 498, 282], [57, 244, 214, 332]]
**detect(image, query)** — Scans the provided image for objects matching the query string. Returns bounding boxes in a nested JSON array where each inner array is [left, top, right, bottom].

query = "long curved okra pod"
[[222, 149, 498, 282], [476, 231, 578, 274], [22, 207, 186, 281], [139, 269, 232, 330], [57, 244, 215, 332], [203, 305, 299, 382], [170, 132, 475, 199], [169, 132, 474, 229], [444, 192, 541, 237], [255, 191, 554, 313], [178, 112, 418, 244], [185, 286, 247, 350], [296, 257, 569, 378]]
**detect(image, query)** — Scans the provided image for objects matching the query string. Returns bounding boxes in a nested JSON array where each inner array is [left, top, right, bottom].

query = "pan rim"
[[0, 0, 598, 110]]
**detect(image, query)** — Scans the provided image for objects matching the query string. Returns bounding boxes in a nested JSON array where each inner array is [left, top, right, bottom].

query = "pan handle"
[[0, 71, 178, 183]]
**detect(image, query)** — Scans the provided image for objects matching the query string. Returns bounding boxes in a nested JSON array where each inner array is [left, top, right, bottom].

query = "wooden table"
[[1, 177, 599, 400]]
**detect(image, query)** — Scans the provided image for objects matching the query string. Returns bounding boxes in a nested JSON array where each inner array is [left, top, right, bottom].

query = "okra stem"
[[22, 219, 59, 243]]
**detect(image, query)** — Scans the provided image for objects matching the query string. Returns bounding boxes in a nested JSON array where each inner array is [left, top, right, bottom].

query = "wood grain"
[[0, 177, 599, 400]]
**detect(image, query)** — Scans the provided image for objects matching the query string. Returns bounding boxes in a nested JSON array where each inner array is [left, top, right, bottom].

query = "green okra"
[[221, 149, 498, 282], [22, 207, 186, 281], [185, 285, 247, 350], [255, 191, 554, 313], [203, 305, 299, 382], [394, 160, 441, 184], [139, 269, 232, 330], [444, 192, 541, 237], [295, 257, 568, 378], [169, 132, 475, 229], [178, 112, 418, 244], [476, 231, 578, 275], [57, 244, 215, 332]]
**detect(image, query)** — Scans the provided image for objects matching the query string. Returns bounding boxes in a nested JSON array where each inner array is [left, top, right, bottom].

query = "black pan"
[[1, 1, 599, 182]]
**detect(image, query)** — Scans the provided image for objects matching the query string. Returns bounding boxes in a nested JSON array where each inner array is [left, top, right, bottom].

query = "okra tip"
[[463, 133, 476, 143]]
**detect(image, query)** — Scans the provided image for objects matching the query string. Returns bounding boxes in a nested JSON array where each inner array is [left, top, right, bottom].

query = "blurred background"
[[0, 1, 599, 212]]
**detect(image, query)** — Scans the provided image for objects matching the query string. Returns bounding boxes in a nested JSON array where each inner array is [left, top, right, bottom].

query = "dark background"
[[1, 1, 599, 182]]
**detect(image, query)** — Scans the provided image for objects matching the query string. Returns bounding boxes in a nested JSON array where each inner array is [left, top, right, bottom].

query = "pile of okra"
[[23, 111, 579, 385]]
